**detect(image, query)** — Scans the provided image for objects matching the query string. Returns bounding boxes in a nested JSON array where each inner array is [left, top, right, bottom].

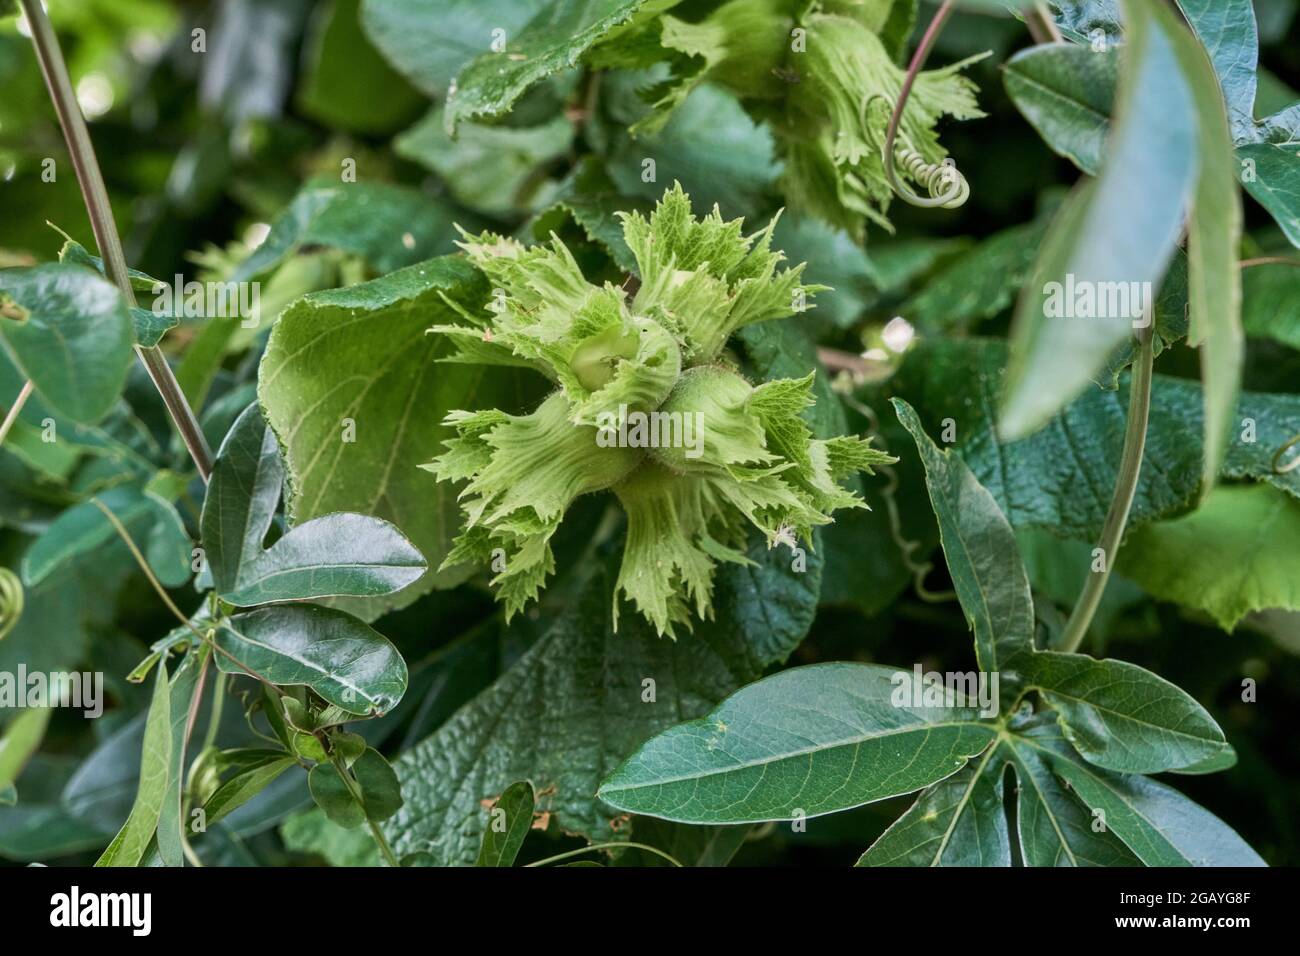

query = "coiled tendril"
[[893, 145, 970, 208], [0, 567, 23, 641]]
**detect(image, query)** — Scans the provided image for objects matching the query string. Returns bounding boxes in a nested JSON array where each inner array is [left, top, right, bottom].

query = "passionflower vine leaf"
[[214, 604, 408, 716], [201, 405, 426, 606], [858, 715, 1137, 868], [598, 663, 998, 824], [1028, 720, 1265, 866], [426, 184, 892, 637], [0, 263, 133, 424], [1021, 650, 1234, 774]]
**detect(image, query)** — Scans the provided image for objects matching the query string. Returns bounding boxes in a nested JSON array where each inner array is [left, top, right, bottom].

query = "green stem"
[[20, 0, 214, 481], [330, 755, 400, 867], [1056, 327, 1155, 653], [525, 841, 684, 868], [0, 380, 34, 447]]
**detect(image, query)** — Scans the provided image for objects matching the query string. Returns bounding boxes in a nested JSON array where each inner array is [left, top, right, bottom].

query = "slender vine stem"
[[1033, 3, 1064, 43], [881, 0, 964, 208], [525, 841, 684, 868], [330, 754, 401, 867], [1055, 327, 1155, 653], [0, 380, 35, 447], [19, 0, 214, 481], [1240, 256, 1300, 269]]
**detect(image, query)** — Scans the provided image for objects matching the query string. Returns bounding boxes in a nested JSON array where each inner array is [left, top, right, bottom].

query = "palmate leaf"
[[0, 263, 133, 424], [201, 404, 425, 606], [857, 716, 1137, 867], [598, 664, 998, 825], [1025, 720, 1265, 866]]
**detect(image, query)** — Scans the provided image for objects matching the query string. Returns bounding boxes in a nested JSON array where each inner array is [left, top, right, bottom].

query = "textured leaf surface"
[[215, 605, 407, 716], [361, 0, 547, 97], [259, 256, 535, 616], [385, 540, 822, 864], [1118, 484, 1300, 631], [599, 663, 997, 825], [1174, 0, 1259, 143], [445, 0, 648, 131], [885, 338, 1300, 538]]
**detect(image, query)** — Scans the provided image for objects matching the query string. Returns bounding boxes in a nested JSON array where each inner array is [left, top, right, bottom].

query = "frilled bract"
[[425, 184, 894, 637]]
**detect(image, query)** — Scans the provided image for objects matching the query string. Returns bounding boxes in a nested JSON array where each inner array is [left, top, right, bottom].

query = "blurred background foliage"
[[1, 0, 1298, 866]]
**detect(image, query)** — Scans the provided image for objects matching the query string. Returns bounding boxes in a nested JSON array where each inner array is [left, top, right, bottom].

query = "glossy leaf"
[[214, 605, 408, 716], [1003, 42, 1116, 176], [308, 762, 364, 829], [202, 404, 425, 605], [476, 780, 535, 867], [352, 748, 403, 822], [1023, 650, 1233, 774], [95, 662, 171, 867], [0, 263, 133, 423], [1001, 0, 1197, 439], [599, 663, 997, 825]]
